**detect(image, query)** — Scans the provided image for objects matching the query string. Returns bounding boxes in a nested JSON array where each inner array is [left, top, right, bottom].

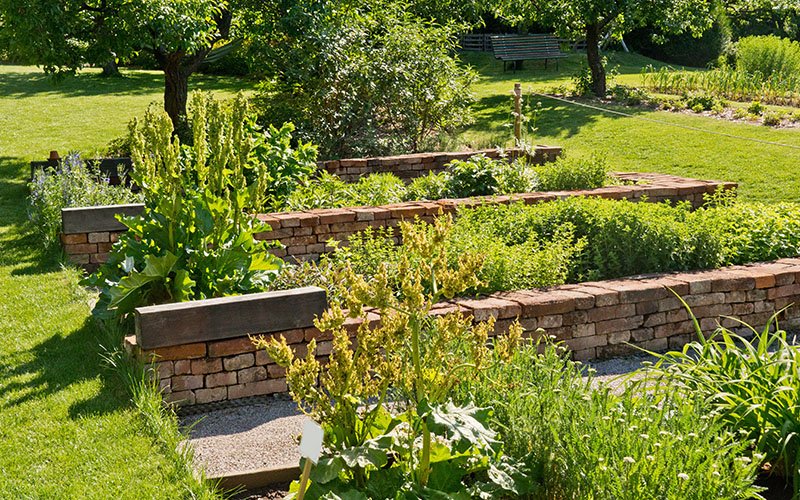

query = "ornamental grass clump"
[[461, 338, 765, 499], [647, 306, 800, 495], [255, 215, 535, 498]]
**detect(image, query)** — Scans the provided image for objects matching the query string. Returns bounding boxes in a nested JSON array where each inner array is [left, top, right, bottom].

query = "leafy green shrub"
[[535, 154, 610, 191], [27, 153, 142, 246], [610, 85, 651, 106], [683, 91, 725, 112], [254, 5, 476, 159], [405, 171, 451, 201], [762, 111, 784, 126], [648, 311, 800, 494], [285, 172, 406, 210], [748, 100, 766, 116], [737, 35, 800, 79], [86, 93, 285, 320], [445, 154, 502, 197], [460, 339, 764, 499]]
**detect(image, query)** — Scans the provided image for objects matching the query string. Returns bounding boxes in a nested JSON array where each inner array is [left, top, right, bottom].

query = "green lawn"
[[1, 50, 800, 495], [458, 51, 800, 203], [0, 65, 248, 498]]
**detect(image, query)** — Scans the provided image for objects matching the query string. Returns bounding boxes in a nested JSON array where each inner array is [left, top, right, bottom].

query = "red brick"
[[566, 334, 608, 351], [267, 364, 286, 378], [166, 390, 196, 405], [208, 337, 257, 357], [314, 209, 357, 225], [668, 334, 693, 349], [710, 271, 755, 292], [567, 284, 620, 307], [304, 327, 333, 342], [643, 312, 667, 327], [195, 387, 227, 404], [67, 254, 90, 265], [455, 297, 521, 321], [596, 316, 643, 335], [503, 290, 576, 316], [65, 243, 97, 254], [228, 379, 288, 399], [90, 253, 109, 264], [587, 304, 636, 323], [608, 330, 632, 344], [172, 375, 203, 391], [204, 371, 235, 388], [570, 323, 595, 338], [156, 361, 174, 379], [191, 358, 222, 375], [631, 327, 655, 342], [635, 301, 659, 315], [538, 315, 563, 329], [88, 231, 110, 243], [639, 338, 668, 352], [600, 280, 667, 303], [61, 233, 87, 244], [143, 342, 206, 362], [683, 292, 725, 307], [223, 353, 254, 371], [562, 310, 588, 326], [255, 350, 274, 366], [238, 366, 267, 384], [571, 348, 596, 361], [692, 304, 733, 318], [767, 284, 800, 300], [597, 344, 638, 358], [174, 359, 191, 375], [654, 320, 695, 339]]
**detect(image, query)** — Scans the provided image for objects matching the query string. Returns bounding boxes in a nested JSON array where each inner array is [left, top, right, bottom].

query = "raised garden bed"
[[126, 257, 800, 406], [61, 171, 735, 269]]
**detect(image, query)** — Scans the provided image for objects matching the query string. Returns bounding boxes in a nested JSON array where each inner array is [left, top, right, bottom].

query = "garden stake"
[[514, 83, 522, 142]]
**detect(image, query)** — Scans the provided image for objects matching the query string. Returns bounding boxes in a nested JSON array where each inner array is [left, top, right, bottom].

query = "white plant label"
[[299, 419, 324, 464]]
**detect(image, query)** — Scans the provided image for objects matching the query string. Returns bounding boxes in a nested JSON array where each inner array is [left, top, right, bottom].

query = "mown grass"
[[0, 65, 248, 498], [457, 51, 800, 203]]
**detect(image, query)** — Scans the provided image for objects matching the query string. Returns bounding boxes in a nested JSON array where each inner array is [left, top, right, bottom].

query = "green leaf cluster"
[[85, 92, 302, 319]]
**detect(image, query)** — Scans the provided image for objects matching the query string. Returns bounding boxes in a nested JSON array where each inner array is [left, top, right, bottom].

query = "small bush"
[[27, 153, 142, 246], [737, 35, 800, 79], [534, 154, 610, 192], [405, 171, 451, 201], [733, 107, 752, 120], [285, 172, 406, 210], [683, 91, 724, 112], [762, 111, 784, 126], [747, 100, 766, 116]]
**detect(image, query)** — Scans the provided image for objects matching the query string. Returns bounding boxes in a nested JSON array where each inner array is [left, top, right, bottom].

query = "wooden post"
[[513, 83, 522, 143], [296, 459, 312, 500]]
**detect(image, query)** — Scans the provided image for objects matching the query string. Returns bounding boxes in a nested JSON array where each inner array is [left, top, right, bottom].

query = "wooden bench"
[[491, 34, 567, 72]]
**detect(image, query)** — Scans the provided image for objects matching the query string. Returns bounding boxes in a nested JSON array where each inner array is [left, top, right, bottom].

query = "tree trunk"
[[585, 24, 606, 97], [100, 58, 121, 78], [163, 59, 190, 139]]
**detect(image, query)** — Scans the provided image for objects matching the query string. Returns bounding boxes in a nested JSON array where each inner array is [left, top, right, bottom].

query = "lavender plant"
[[28, 153, 142, 246]]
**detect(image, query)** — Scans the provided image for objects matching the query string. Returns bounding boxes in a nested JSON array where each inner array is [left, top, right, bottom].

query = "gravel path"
[[182, 397, 304, 477], [181, 353, 658, 478]]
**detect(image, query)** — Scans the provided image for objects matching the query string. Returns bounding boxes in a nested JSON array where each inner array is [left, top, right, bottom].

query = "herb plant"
[[28, 153, 142, 246]]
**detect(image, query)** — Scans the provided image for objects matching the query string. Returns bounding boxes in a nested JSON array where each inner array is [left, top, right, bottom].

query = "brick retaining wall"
[[321, 146, 561, 182], [126, 258, 800, 406], [63, 172, 737, 269]]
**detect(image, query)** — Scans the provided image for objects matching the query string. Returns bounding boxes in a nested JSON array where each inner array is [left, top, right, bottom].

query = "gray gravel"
[[183, 398, 304, 477]]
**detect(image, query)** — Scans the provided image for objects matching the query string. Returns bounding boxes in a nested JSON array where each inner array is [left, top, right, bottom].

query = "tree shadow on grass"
[[0, 316, 131, 418], [470, 93, 652, 141], [0, 68, 251, 99]]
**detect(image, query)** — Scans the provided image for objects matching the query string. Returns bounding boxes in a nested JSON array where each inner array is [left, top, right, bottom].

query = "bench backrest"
[[491, 34, 564, 60]]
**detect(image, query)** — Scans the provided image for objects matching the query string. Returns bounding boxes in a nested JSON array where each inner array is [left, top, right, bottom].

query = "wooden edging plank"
[[135, 286, 327, 350]]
